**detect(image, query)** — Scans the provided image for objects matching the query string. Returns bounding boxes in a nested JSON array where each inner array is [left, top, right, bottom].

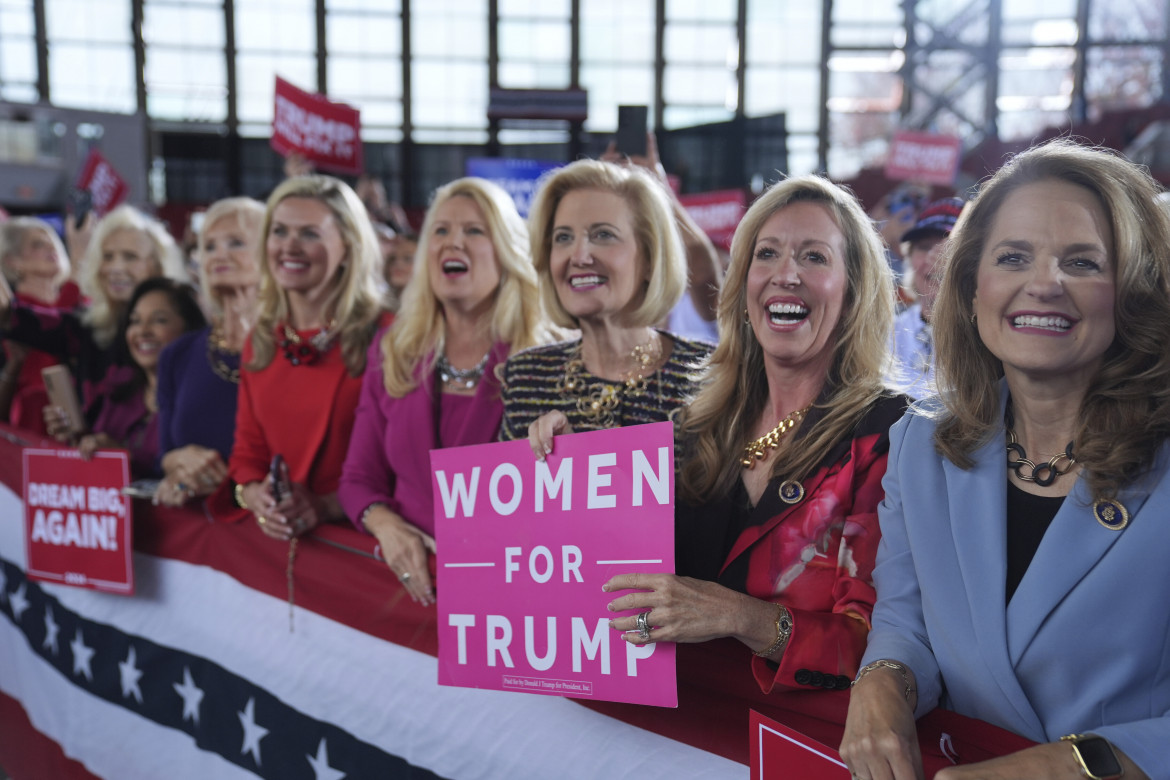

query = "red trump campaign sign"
[[885, 130, 963, 186], [750, 710, 851, 779], [271, 76, 363, 176], [23, 448, 133, 595], [76, 149, 129, 218]]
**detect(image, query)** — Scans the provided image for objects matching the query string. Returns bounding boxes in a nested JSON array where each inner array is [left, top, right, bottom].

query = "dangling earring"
[[743, 307, 751, 325], [970, 311, 977, 325]]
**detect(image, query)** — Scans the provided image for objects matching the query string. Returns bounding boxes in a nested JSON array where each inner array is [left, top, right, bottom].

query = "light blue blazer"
[[863, 394, 1169, 777]]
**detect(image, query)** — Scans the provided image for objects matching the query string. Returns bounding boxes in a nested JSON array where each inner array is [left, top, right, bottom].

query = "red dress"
[[218, 318, 389, 521]]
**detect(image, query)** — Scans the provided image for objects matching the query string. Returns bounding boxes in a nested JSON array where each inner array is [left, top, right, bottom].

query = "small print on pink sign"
[[431, 421, 677, 708]]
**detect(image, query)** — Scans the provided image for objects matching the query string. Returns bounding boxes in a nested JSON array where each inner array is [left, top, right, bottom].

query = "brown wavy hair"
[[932, 139, 1170, 500], [679, 175, 895, 502]]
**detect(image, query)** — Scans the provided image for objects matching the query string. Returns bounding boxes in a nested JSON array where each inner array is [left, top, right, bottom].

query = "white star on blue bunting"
[[307, 737, 346, 780], [119, 645, 144, 704], [238, 697, 269, 766], [173, 666, 204, 726], [43, 605, 60, 655], [70, 628, 95, 681], [9, 582, 29, 622]]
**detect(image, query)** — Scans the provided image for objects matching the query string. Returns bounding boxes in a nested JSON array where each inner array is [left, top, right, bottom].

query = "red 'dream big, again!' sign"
[[23, 448, 134, 595], [271, 76, 363, 176]]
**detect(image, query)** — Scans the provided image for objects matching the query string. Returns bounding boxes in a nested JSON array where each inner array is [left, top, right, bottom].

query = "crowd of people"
[[1, 136, 1166, 779]]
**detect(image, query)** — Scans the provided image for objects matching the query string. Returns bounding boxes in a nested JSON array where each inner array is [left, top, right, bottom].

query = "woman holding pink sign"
[[604, 175, 906, 702], [339, 177, 552, 605], [500, 158, 712, 448]]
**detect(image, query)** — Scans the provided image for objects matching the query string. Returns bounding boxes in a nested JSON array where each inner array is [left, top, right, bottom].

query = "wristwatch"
[[1060, 734, 1123, 780]]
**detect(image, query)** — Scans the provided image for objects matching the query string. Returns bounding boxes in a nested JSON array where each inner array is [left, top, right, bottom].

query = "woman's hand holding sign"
[[603, 573, 793, 661]]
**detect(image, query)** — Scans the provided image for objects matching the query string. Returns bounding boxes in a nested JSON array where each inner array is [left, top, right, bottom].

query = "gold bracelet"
[[234, 482, 249, 510], [852, 659, 916, 702], [753, 603, 793, 658]]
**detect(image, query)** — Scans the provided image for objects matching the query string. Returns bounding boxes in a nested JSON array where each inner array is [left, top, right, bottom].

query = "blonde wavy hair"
[[196, 197, 265, 316], [248, 176, 384, 377], [528, 159, 687, 329], [0, 217, 70, 286], [382, 177, 551, 397], [679, 175, 895, 502], [78, 205, 186, 349], [932, 139, 1170, 501]]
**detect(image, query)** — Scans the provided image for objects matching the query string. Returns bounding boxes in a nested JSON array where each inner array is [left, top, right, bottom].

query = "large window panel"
[[745, 67, 820, 133], [45, 0, 135, 112], [0, 0, 36, 101], [326, 1, 403, 141], [662, 1, 737, 127], [580, 0, 654, 132], [144, 1, 227, 122], [1001, 0, 1077, 48], [1086, 45, 1162, 114], [1089, 0, 1166, 41], [235, 0, 316, 136], [996, 46, 1075, 141], [411, 0, 487, 136], [497, 17, 570, 89], [831, 0, 902, 48]]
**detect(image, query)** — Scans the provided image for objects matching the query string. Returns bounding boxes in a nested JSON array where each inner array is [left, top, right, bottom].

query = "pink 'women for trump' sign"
[[431, 422, 677, 707]]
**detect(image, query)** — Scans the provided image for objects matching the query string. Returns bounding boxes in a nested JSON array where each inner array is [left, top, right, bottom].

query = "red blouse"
[[677, 394, 908, 695], [219, 317, 389, 521]]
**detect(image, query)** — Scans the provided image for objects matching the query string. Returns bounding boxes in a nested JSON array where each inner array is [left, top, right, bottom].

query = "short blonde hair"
[[528, 159, 686, 329], [196, 197, 265, 315], [78, 205, 186, 348], [680, 174, 895, 501], [248, 175, 384, 377], [382, 177, 551, 397], [0, 217, 70, 286]]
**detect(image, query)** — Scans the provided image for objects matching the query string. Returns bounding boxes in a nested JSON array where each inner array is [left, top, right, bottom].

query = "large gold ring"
[[257, 516, 268, 526]]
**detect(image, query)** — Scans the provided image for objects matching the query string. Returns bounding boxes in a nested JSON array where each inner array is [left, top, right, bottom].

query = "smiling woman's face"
[[125, 290, 187, 373], [745, 201, 848, 379], [972, 178, 1116, 390], [547, 188, 644, 326]]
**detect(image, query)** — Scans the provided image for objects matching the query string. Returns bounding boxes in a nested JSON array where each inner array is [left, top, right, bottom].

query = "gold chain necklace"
[[741, 405, 811, 468], [554, 334, 662, 429], [206, 322, 241, 384]]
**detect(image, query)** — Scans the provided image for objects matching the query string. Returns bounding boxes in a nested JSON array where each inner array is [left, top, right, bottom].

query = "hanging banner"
[[75, 149, 129, 218], [885, 131, 963, 186], [23, 447, 133, 595], [271, 76, 363, 176], [431, 422, 677, 707]]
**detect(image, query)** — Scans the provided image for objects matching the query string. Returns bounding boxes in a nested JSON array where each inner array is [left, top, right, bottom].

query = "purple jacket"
[[339, 333, 508, 536], [90, 373, 160, 479]]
